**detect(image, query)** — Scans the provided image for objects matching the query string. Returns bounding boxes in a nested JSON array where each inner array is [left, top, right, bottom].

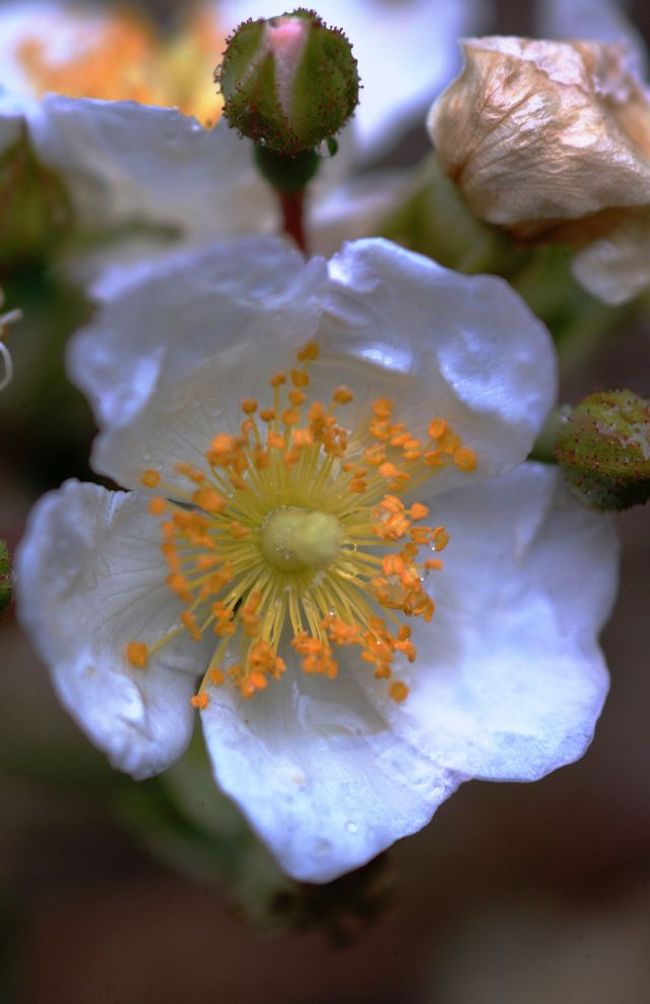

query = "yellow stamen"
[[125, 641, 148, 669], [125, 341, 478, 703], [141, 469, 161, 488]]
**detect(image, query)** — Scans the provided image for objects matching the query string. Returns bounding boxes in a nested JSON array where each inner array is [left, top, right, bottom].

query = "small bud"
[[556, 390, 650, 511], [217, 9, 359, 156], [0, 540, 12, 617], [428, 37, 650, 304]]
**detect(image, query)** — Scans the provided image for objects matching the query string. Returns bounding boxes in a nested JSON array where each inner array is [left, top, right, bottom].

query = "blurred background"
[[1, 1, 649, 1001]]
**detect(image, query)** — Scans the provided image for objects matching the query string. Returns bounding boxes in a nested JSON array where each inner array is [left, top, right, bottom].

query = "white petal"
[[221, 0, 490, 156], [68, 238, 329, 489], [571, 218, 650, 304], [69, 235, 323, 425], [200, 668, 462, 883], [25, 98, 275, 238], [323, 239, 557, 482], [378, 463, 618, 781], [70, 237, 555, 491], [203, 462, 616, 882], [16, 480, 212, 779]]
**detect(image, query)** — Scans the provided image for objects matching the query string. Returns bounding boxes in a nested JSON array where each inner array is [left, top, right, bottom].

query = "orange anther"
[[439, 430, 461, 454], [378, 462, 409, 483], [259, 408, 276, 422], [282, 408, 300, 425], [290, 368, 310, 388], [431, 527, 450, 551], [428, 418, 447, 439], [174, 461, 206, 483], [333, 385, 354, 404], [141, 469, 160, 488], [167, 573, 192, 602], [148, 497, 166, 516], [372, 397, 393, 418], [296, 340, 319, 362], [190, 692, 209, 709], [181, 611, 202, 641], [349, 479, 368, 493], [196, 554, 220, 571], [241, 398, 258, 414], [409, 503, 430, 520], [292, 428, 314, 448], [192, 486, 226, 513], [268, 431, 285, 450], [209, 669, 225, 686], [270, 372, 287, 387], [125, 641, 148, 669], [453, 446, 477, 472], [288, 389, 306, 406], [389, 681, 409, 703]]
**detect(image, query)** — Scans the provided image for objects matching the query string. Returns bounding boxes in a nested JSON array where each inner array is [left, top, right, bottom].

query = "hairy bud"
[[217, 9, 359, 156], [556, 390, 650, 511]]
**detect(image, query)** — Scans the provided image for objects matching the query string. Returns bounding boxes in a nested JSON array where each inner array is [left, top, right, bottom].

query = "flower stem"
[[277, 188, 308, 254]]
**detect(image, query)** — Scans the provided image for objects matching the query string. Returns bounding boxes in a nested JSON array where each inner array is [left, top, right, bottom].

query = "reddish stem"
[[277, 188, 308, 254]]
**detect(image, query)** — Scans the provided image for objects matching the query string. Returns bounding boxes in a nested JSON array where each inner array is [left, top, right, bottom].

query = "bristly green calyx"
[[556, 390, 650, 511], [215, 9, 359, 158]]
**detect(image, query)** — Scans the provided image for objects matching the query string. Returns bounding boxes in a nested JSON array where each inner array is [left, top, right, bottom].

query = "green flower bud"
[[0, 132, 71, 270], [0, 540, 12, 617], [217, 9, 359, 156], [555, 390, 650, 511]]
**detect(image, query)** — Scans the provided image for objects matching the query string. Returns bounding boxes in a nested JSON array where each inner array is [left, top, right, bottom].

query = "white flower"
[[16, 238, 618, 882]]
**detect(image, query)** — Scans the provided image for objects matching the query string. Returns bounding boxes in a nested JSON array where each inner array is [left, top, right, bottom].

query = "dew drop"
[[345, 820, 358, 834]]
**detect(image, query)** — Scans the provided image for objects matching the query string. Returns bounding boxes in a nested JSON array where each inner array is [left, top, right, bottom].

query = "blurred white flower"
[[0, 1, 435, 280], [17, 237, 617, 881], [539, 0, 646, 72]]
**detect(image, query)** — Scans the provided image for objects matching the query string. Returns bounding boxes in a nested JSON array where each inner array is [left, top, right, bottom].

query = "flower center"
[[16, 7, 224, 127], [260, 508, 342, 572], [125, 341, 478, 706]]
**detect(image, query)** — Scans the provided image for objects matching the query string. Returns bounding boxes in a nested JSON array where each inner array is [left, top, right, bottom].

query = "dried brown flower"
[[428, 37, 650, 303]]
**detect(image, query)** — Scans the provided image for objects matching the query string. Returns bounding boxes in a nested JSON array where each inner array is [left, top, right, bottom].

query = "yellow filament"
[[126, 341, 478, 704]]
